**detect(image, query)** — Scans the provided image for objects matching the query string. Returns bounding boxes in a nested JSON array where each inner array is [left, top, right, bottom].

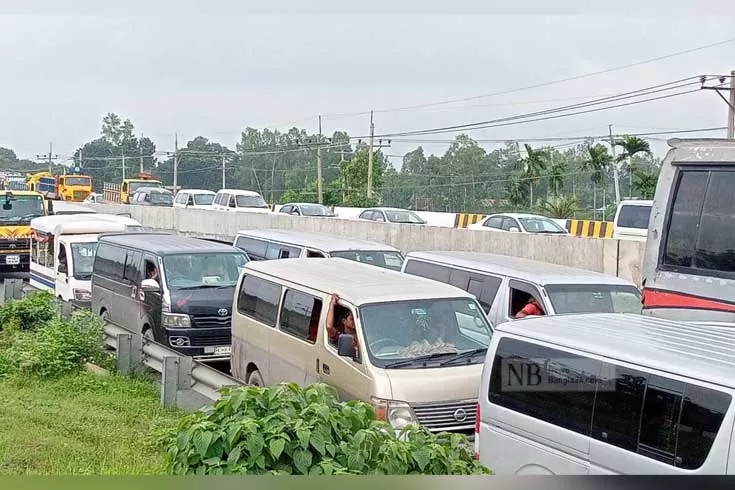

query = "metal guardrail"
[[4, 279, 244, 410]]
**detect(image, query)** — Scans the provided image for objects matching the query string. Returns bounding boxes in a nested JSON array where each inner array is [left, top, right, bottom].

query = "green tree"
[[537, 194, 579, 219], [520, 144, 548, 206], [631, 169, 658, 199], [157, 136, 235, 191], [580, 144, 613, 218], [547, 156, 567, 196], [614, 135, 651, 200], [340, 144, 385, 207]]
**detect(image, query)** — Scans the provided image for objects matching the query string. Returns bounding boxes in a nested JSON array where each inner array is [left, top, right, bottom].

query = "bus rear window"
[[617, 205, 651, 229]]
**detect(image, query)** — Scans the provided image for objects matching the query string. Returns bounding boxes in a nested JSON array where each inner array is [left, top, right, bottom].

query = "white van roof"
[[216, 189, 263, 196], [244, 257, 474, 305], [236, 229, 400, 253], [31, 214, 141, 235], [406, 251, 635, 287], [495, 313, 735, 389], [617, 199, 653, 207], [176, 189, 215, 195], [52, 202, 96, 214]]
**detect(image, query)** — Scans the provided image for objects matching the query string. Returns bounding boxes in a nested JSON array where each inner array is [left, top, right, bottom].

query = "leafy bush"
[[0, 290, 56, 331], [0, 297, 110, 378], [161, 383, 490, 475]]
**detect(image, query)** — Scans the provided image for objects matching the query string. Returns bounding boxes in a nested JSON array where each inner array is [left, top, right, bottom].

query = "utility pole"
[[36, 142, 59, 173], [367, 111, 375, 199], [139, 134, 144, 173], [729, 70, 735, 139], [317, 115, 324, 204], [173, 133, 179, 193], [221, 153, 227, 189], [700, 72, 735, 139], [609, 124, 621, 208], [121, 148, 126, 180]]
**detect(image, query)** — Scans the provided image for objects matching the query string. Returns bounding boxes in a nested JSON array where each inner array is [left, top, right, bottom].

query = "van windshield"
[[71, 242, 97, 280], [545, 284, 642, 314], [359, 298, 492, 369], [330, 250, 404, 271], [236, 195, 268, 208], [129, 181, 161, 193], [163, 252, 248, 289], [617, 205, 652, 229], [194, 194, 215, 205]]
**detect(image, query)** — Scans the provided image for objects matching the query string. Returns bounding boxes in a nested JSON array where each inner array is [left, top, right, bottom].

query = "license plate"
[[204, 345, 231, 355], [6, 255, 19, 265]]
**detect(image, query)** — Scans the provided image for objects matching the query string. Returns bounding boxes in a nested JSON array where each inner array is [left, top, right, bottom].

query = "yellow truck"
[[103, 172, 164, 204], [0, 190, 49, 272], [26, 170, 93, 202]]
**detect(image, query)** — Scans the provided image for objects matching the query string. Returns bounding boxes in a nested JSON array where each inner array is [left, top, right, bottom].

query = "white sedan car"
[[469, 213, 569, 234]]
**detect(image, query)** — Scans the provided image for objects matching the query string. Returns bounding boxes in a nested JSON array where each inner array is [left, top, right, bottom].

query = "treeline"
[[2, 113, 661, 218]]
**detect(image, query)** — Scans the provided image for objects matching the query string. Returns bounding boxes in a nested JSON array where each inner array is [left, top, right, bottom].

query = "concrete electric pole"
[[36, 142, 59, 173], [173, 133, 179, 193], [317, 115, 324, 204], [700, 72, 735, 139], [367, 111, 375, 199]]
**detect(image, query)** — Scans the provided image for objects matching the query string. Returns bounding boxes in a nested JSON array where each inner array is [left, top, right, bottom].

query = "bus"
[[641, 138, 735, 325], [0, 190, 49, 273]]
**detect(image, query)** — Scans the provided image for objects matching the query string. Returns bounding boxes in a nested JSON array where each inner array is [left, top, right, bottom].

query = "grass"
[[0, 371, 184, 475]]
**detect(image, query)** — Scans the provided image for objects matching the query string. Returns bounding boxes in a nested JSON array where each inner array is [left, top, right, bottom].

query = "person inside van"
[[326, 294, 359, 356], [144, 260, 159, 286], [515, 296, 545, 319], [58, 244, 68, 273]]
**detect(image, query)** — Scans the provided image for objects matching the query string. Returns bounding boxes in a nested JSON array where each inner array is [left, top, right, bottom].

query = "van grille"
[[191, 314, 231, 328], [195, 334, 231, 346], [411, 400, 478, 432]]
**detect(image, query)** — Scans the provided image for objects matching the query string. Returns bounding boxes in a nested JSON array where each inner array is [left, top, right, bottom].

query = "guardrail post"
[[116, 333, 133, 375], [60, 301, 73, 319], [178, 356, 193, 391], [161, 356, 180, 408], [130, 332, 143, 372]]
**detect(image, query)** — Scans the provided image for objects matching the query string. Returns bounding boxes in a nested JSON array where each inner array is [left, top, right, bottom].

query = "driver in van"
[[326, 294, 359, 356], [515, 297, 545, 318], [145, 261, 159, 285]]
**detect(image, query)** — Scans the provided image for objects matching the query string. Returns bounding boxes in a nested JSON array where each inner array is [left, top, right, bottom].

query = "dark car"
[[279, 203, 336, 217], [91, 232, 249, 360], [131, 187, 174, 207]]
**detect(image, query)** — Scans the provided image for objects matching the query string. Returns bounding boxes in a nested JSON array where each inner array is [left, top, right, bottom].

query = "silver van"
[[477, 313, 735, 474], [232, 229, 404, 271], [401, 251, 642, 325], [231, 258, 493, 435]]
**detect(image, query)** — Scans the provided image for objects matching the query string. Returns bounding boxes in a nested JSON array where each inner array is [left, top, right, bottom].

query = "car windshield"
[[194, 194, 215, 205], [301, 204, 334, 216], [545, 284, 642, 314], [129, 181, 161, 193], [385, 210, 425, 224], [0, 195, 45, 223], [236, 195, 268, 208], [150, 192, 173, 205], [330, 250, 404, 271], [162, 252, 248, 290], [64, 176, 90, 186], [617, 205, 652, 229], [518, 217, 567, 233], [359, 298, 492, 369], [71, 242, 97, 280]]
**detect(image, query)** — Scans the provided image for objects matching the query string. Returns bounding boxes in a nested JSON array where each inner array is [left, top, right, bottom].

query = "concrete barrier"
[[566, 219, 614, 239], [90, 204, 645, 285]]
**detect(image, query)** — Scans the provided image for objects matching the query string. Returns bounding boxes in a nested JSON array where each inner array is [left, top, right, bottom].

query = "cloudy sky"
[[2, 0, 735, 167]]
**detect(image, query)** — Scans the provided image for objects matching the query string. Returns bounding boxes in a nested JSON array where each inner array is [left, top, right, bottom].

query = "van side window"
[[237, 275, 281, 327], [94, 243, 127, 281], [403, 260, 451, 283], [279, 289, 323, 344], [509, 281, 543, 317], [265, 243, 300, 259], [488, 337, 732, 470], [235, 236, 268, 260], [307, 250, 326, 258], [662, 169, 735, 275], [467, 276, 502, 313], [123, 251, 143, 283], [449, 270, 470, 290]]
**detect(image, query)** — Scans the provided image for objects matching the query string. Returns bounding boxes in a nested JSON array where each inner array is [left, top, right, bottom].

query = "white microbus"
[[30, 214, 143, 306]]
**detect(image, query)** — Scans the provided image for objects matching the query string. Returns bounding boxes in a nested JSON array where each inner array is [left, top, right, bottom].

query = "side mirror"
[[337, 334, 356, 359], [291, 210, 300, 216], [141, 278, 161, 293], [509, 227, 520, 232], [2, 202, 10, 211]]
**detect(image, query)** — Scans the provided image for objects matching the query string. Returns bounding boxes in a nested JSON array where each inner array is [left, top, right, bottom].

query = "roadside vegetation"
[[0, 292, 490, 475]]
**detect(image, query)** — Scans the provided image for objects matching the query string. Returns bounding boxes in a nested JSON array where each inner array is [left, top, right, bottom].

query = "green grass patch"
[[0, 372, 183, 475]]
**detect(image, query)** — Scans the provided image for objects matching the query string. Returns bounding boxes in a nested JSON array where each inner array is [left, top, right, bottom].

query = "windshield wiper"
[[383, 351, 459, 369], [175, 284, 234, 290], [438, 348, 488, 366]]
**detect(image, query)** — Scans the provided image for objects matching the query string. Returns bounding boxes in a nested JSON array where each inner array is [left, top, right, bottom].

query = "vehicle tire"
[[100, 310, 109, 324], [142, 328, 154, 342], [246, 369, 264, 387]]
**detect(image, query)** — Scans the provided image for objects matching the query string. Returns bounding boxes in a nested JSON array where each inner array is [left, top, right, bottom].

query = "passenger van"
[[402, 251, 641, 325], [92, 233, 249, 360], [50, 201, 96, 215], [233, 229, 404, 271], [212, 189, 270, 213], [613, 199, 653, 241], [477, 313, 735, 474], [30, 214, 143, 307], [173, 189, 216, 209], [231, 258, 493, 435]]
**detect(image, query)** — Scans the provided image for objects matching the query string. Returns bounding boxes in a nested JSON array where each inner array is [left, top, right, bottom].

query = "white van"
[[173, 189, 215, 209], [30, 214, 143, 306], [402, 251, 642, 325], [233, 229, 404, 271], [613, 199, 653, 241], [212, 189, 270, 213], [231, 258, 493, 435], [477, 313, 735, 474]]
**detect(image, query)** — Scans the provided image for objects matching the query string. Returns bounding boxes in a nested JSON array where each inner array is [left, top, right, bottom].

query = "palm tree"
[[580, 144, 613, 218], [520, 144, 548, 207], [537, 194, 579, 219], [548, 159, 567, 196], [631, 169, 658, 199], [507, 171, 528, 206], [614, 135, 651, 199]]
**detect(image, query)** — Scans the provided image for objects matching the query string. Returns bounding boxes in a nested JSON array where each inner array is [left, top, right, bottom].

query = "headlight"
[[162, 313, 191, 328], [371, 397, 417, 429], [73, 289, 91, 301]]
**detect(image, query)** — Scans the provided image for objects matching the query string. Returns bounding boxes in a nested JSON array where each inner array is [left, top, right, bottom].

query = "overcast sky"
[[2, 1, 735, 167]]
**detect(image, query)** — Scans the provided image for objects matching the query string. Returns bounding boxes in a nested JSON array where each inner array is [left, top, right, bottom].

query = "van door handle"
[[322, 363, 330, 375]]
